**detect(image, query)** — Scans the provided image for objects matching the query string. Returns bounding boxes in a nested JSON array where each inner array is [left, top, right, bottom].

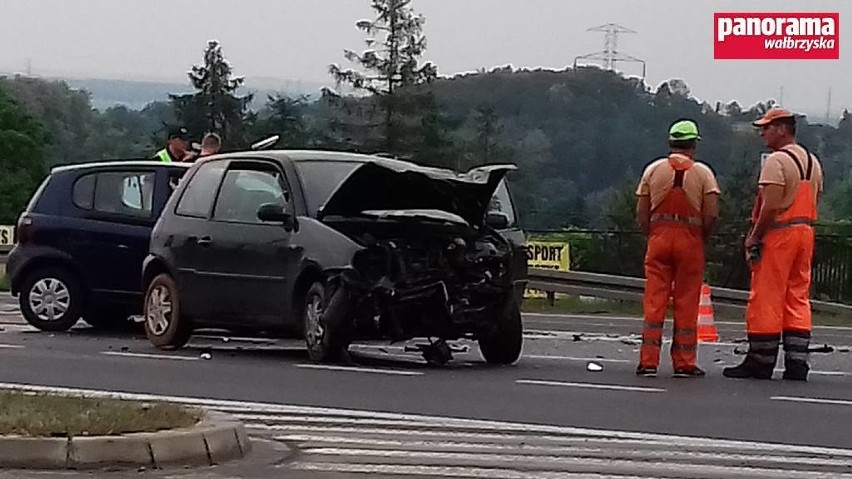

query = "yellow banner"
[[526, 241, 569, 271], [525, 241, 569, 299], [0, 226, 14, 246]]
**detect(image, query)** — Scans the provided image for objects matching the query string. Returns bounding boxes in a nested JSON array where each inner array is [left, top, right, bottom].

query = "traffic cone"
[[697, 283, 719, 342]]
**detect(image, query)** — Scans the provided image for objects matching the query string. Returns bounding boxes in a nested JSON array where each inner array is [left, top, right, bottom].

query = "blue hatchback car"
[[6, 161, 190, 331]]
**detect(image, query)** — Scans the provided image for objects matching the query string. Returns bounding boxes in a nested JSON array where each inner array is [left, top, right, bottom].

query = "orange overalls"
[[744, 147, 817, 377], [640, 157, 705, 371]]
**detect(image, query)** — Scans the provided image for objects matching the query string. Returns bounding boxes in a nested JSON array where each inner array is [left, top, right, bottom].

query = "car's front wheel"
[[144, 274, 191, 350], [479, 298, 523, 365], [19, 267, 83, 332], [303, 282, 347, 362]]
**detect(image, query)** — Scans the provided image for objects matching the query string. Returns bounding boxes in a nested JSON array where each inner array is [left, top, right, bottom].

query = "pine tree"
[[170, 40, 253, 148], [329, 0, 438, 154]]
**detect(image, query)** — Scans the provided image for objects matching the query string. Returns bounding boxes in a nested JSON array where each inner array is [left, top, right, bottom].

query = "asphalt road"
[[0, 292, 851, 477]]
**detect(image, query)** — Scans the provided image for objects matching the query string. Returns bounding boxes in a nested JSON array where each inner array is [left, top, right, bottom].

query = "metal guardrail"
[[528, 268, 852, 316]]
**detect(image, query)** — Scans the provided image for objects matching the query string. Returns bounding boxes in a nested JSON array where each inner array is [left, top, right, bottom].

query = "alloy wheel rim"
[[29, 278, 71, 322], [305, 294, 325, 352], [146, 285, 173, 336]]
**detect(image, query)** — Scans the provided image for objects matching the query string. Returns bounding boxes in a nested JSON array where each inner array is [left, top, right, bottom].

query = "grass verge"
[[0, 273, 8, 291], [521, 295, 850, 327], [0, 391, 202, 438]]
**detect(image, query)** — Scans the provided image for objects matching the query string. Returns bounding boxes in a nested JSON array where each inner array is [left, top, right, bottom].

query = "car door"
[[201, 159, 297, 324], [167, 160, 228, 320], [64, 168, 157, 299]]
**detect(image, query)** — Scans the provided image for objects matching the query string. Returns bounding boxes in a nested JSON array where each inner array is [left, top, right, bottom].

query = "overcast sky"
[[1, 0, 849, 118]]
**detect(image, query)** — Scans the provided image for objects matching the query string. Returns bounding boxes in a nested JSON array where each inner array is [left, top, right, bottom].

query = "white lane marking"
[[1, 382, 852, 458], [292, 456, 852, 479], [516, 379, 665, 393], [524, 355, 631, 363], [191, 335, 278, 344], [523, 330, 740, 347], [716, 365, 850, 377], [771, 368, 847, 377], [290, 462, 646, 479], [101, 351, 198, 361], [0, 343, 24, 349], [772, 396, 852, 407], [304, 447, 852, 471], [295, 364, 423, 376], [288, 437, 852, 468]]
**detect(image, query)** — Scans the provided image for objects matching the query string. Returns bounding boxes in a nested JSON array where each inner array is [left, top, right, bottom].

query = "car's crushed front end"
[[311, 160, 523, 364]]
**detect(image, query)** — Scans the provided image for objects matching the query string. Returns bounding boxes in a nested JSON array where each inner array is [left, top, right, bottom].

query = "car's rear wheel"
[[303, 282, 347, 362], [19, 267, 83, 332], [144, 274, 191, 350], [479, 298, 523, 365]]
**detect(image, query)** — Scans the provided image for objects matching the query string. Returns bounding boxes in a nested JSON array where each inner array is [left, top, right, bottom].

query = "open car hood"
[[318, 161, 517, 226]]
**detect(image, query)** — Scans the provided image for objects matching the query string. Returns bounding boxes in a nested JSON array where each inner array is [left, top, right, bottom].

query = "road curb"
[[0, 411, 251, 470]]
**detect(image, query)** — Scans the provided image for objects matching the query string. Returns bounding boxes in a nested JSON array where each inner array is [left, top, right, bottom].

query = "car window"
[[73, 171, 155, 218], [176, 161, 226, 218], [488, 179, 517, 227], [72, 174, 96, 210], [121, 174, 154, 211], [294, 160, 360, 217], [213, 166, 289, 224]]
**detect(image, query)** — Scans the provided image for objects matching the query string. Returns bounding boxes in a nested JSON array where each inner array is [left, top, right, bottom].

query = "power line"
[[573, 23, 646, 79]]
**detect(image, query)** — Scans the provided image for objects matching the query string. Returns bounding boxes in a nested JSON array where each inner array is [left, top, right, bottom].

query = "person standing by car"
[[634, 119, 720, 378], [723, 108, 823, 382], [192, 132, 222, 161], [154, 126, 191, 163]]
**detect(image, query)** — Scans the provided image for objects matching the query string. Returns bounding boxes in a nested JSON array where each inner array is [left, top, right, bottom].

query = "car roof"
[[215, 150, 464, 178], [50, 160, 192, 175]]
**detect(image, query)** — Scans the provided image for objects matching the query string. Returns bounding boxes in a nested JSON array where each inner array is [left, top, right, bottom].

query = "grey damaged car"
[[141, 150, 528, 365]]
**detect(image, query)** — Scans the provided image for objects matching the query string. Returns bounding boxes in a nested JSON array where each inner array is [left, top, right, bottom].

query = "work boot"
[[635, 365, 657, 377], [722, 358, 773, 379], [723, 333, 779, 380], [673, 366, 706, 378], [782, 363, 809, 381], [782, 330, 810, 382]]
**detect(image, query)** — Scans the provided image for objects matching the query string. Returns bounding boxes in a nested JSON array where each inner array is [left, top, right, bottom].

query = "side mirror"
[[257, 203, 297, 230], [485, 212, 510, 229]]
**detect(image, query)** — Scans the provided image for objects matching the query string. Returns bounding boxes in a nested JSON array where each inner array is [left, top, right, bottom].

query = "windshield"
[[488, 179, 517, 227], [294, 160, 362, 217]]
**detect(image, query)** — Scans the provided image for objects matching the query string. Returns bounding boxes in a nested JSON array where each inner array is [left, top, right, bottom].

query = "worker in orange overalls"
[[724, 108, 823, 381], [635, 120, 720, 378]]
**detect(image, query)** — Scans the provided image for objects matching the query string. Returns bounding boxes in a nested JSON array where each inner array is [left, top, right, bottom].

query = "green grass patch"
[[521, 295, 851, 327], [0, 391, 202, 438], [522, 296, 643, 316], [0, 273, 8, 291]]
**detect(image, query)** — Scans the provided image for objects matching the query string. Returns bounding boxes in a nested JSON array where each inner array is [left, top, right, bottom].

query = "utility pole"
[[573, 23, 646, 79], [826, 87, 833, 123]]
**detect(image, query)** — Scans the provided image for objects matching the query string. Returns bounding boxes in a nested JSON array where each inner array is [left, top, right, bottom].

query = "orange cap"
[[752, 108, 795, 126]]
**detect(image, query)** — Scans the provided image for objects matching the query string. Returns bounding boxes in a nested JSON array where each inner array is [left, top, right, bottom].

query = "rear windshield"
[[294, 161, 361, 217]]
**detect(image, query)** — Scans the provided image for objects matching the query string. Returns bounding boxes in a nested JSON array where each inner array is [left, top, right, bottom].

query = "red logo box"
[[714, 13, 839, 60]]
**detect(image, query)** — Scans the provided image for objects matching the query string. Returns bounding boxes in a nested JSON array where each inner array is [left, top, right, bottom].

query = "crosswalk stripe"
[[1, 382, 852, 477], [289, 462, 648, 479]]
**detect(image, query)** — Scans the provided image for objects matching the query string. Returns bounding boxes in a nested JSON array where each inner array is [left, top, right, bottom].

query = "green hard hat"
[[669, 120, 701, 141]]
